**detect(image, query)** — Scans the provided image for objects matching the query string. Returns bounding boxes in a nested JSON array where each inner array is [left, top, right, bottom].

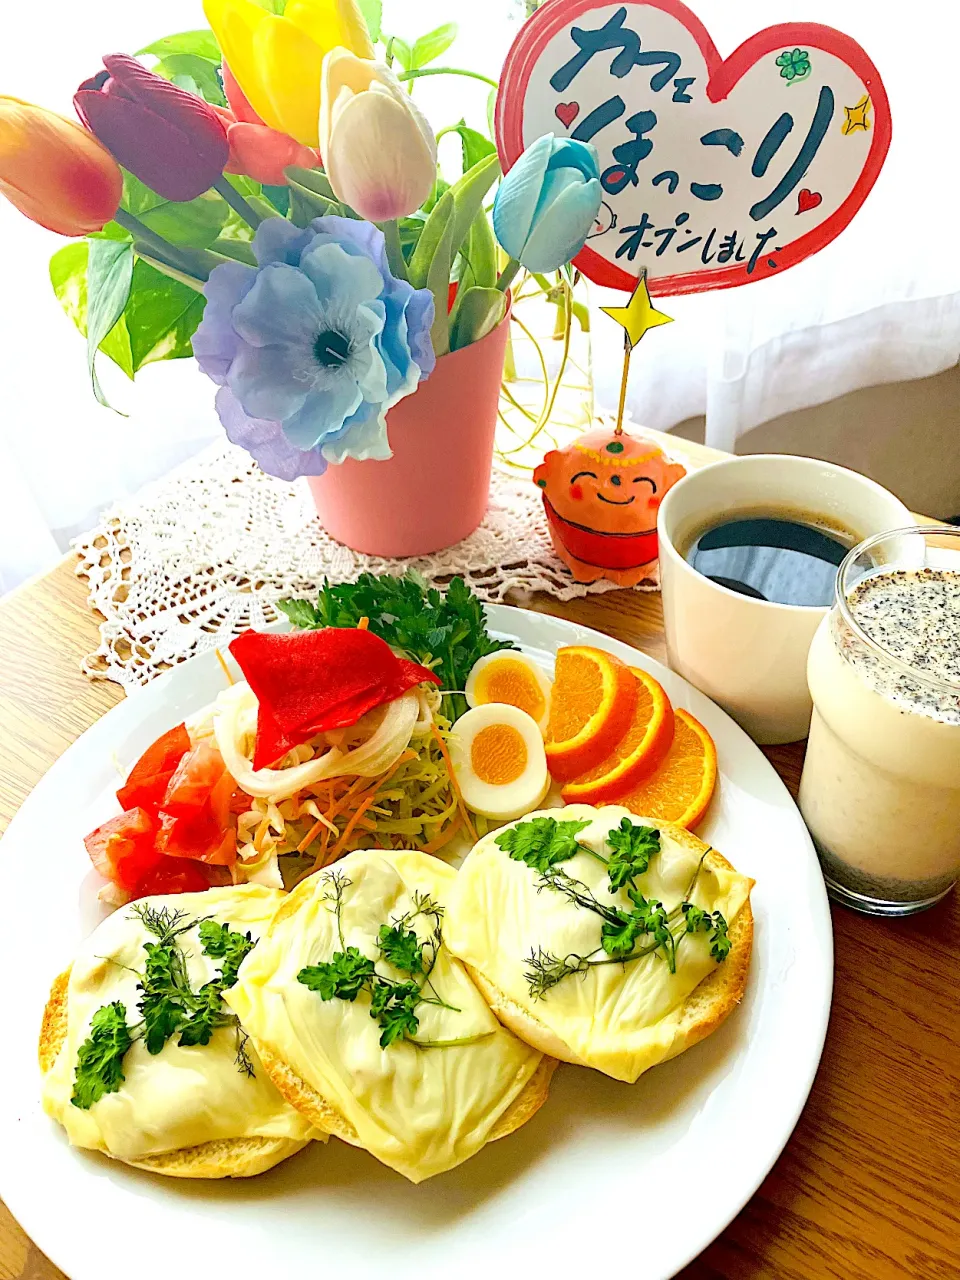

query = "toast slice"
[[40, 968, 310, 1180]]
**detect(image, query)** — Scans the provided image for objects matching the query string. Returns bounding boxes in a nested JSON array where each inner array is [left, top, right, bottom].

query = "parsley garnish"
[[296, 873, 481, 1050], [496, 817, 731, 999], [494, 816, 592, 873], [71, 906, 257, 1111], [277, 573, 514, 721]]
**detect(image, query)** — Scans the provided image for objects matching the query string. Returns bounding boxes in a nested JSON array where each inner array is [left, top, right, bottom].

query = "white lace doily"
[[74, 440, 670, 691]]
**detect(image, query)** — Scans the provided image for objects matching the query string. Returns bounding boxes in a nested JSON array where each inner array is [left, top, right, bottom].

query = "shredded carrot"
[[422, 816, 461, 855], [358, 616, 370, 631], [429, 723, 478, 844], [319, 794, 377, 869], [291, 749, 420, 859], [215, 649, 235, 686]]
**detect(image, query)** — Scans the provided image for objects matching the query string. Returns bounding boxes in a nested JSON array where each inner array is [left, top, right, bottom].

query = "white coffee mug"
[[657, 454, 913, 744]]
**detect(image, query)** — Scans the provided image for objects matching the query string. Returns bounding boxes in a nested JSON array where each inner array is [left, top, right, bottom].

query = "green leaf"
[[450, 285, 505, 350], [446, 152, 501, 269], [357, 0, 382, 43], [600, 912, 641, 959], [495, 816, 592, 873], [298, 948, 376, 1001], [411, 22, 458, 69], [443, 121, 496, 173], [606, 819, 661, 891], [121, 172, 229, 249], [277, 597, 322, 629], [86, 240, 134, 407], [457, 206, 497, 293], [155, 53, 227, 106], [71, 1002, 133, 1110], [408, 189, 456, 357], [378, 924, 424, 975], [136, 29, 222, 62], [122, 259, 207, 372]]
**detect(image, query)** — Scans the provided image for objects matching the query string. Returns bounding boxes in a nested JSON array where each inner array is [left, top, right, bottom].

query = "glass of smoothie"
[[800, 526, 960, 915]]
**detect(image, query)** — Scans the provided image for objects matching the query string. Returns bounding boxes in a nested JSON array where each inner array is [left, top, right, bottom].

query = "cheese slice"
[[444, 805, 753, 1083], [227, 849, 543, 1182], [42, 885, 317, 1160]]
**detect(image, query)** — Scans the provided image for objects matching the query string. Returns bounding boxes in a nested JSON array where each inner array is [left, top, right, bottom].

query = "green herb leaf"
[[495, 816, 592, 873], [600, 912, 641, 959], [378, 924, 424, 975], [276, 598, 322, 630], [370, 981, 421, 1047], [198, 920, 256, 989], [177, 983, 225, 1047], [71, 1002, 133, 1110], [297, 947, 376, 1001], [606, 819, 661, 891]]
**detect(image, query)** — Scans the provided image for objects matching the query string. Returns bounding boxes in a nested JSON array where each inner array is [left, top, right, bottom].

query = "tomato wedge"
[[157, 811, 238, 866], [116, 724, 190, 813], [162, 742, 228, 817], [130, 861, 213, 899], [84, 808, 163, 892]]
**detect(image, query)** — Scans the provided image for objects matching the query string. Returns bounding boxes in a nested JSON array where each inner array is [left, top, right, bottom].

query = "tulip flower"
[[213, 63, 320, 187], [0, 96, 121, 235], [204, 0, 374, 148], [493, 134, 603, 277], [319, 49, 438, 223], [74, 53, 230, 202]]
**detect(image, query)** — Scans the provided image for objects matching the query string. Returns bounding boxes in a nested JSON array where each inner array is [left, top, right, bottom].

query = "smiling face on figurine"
[[533, 427, 686, 585]]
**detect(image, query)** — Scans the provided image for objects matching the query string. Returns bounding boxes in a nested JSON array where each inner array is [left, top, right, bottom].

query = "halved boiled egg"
[[449, 705, 550, 822], [465, 652, 553, 732]]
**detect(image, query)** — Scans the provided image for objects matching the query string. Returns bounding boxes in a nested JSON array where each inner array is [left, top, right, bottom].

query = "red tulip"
[[74, 53, 229, 202], [213, 64, 319, 187], [0, 95, 122, 235]]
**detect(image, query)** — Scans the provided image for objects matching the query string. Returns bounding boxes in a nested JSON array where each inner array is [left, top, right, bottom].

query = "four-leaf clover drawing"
[[776, 48, 812, 84]]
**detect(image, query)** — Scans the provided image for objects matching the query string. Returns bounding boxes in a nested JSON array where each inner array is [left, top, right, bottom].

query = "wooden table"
[[1, 450, 958, 1280]]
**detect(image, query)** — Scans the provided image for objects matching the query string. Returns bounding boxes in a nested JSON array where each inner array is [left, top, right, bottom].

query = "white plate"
[[0, 605, 832, 1280]]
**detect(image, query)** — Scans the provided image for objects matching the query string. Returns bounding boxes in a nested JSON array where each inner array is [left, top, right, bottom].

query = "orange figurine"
[[533, 426, 686, 586]]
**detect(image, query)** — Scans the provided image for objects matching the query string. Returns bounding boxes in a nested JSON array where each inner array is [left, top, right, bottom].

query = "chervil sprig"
[[71, 908, 258, 1111], [296, 874, 474, 1050], [498, 817, 730, 999]]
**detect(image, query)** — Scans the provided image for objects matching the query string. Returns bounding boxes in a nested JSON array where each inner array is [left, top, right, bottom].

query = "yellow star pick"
[[842, 94, 871, 135], [601, 271, 674, 349]]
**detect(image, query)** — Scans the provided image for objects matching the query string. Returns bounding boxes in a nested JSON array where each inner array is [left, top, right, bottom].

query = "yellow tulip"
[[203, 0, 373, 147], [320, 49, 438, 222]]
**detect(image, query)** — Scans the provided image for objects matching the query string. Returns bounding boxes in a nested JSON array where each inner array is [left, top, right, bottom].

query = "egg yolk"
[[470, 724, 528, 785], [477, 660, 546, 723]]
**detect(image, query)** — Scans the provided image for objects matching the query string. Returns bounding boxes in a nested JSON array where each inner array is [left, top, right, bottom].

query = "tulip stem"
[[397, 68, 499, 90], [381, 221, 409, 282], [112, 209, 206, 280], [213, 177, 264, 230], [496, 259, 522, 294]]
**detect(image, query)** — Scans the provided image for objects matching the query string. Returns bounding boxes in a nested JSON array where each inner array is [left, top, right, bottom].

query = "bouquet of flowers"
[[0, 0, 602, 495]]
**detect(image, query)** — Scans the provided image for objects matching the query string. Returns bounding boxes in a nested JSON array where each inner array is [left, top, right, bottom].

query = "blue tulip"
[[493, 134, 603, 274]]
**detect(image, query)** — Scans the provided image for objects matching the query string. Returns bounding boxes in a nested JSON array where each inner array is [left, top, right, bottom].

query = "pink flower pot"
[[308, 307, 511, 557]]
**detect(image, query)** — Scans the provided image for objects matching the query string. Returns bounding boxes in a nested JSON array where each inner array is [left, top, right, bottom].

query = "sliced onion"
[[213, 681, 420, 801]]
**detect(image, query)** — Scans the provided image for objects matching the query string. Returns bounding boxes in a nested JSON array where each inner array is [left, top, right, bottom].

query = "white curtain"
[[1, 0, 956, 594]]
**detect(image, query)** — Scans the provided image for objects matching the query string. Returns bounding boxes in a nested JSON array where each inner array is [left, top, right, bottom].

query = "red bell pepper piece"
[[229, 627, 439, 769]]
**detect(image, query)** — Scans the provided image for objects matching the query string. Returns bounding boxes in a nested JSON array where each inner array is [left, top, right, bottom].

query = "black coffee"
[[683, 515, 852, 606]]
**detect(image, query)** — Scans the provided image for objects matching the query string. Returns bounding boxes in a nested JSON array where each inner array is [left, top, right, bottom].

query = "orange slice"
[[561, 667, 675, 804], [545, 646, 638, 782], [616, 709, 718, 830]]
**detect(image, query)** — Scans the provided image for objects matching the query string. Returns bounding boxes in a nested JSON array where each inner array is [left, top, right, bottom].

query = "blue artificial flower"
[[193, 216, 435, 480], [493, 134, 602, 274]]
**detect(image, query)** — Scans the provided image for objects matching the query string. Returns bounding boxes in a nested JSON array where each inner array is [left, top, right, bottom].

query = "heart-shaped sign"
[[496, 0, 890, 295]]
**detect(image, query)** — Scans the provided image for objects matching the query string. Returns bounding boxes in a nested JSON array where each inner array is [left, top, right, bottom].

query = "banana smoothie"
[[800, 554, 960, 913]]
